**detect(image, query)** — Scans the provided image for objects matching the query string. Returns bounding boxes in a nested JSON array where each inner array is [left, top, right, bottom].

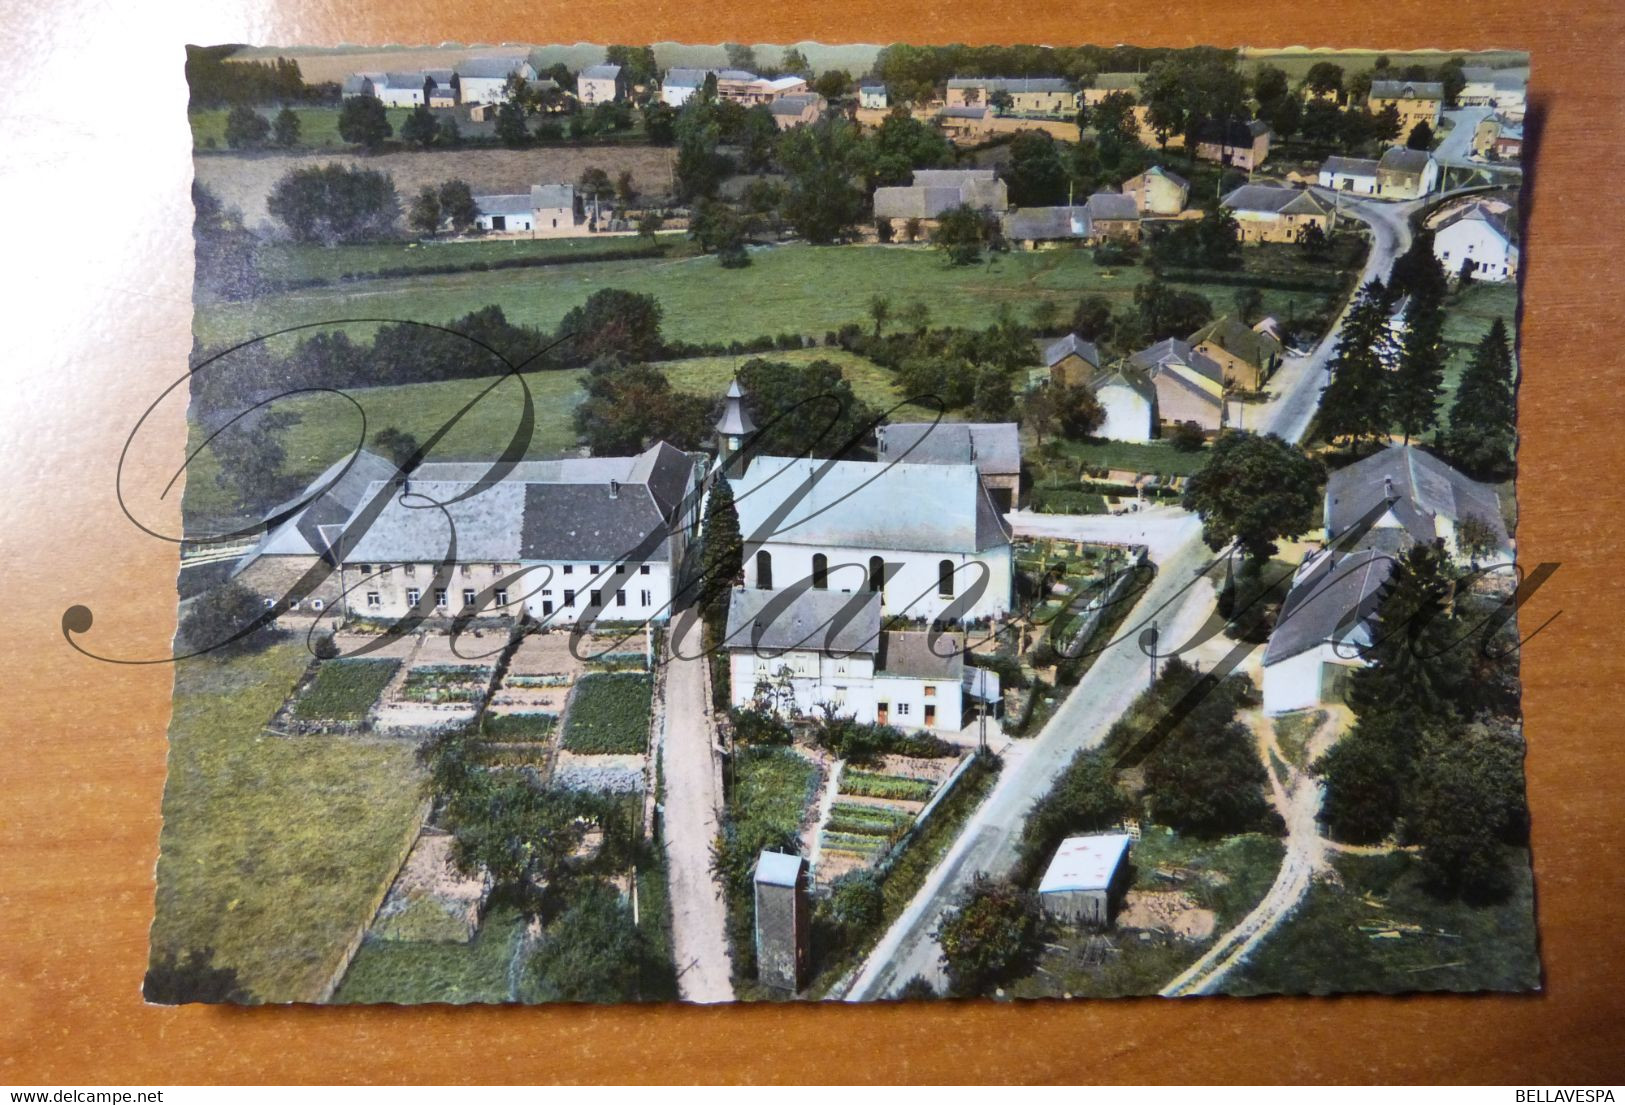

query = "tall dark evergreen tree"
[[1390, 293, 1446, 444], [700, 476, 743, 617], [1319, 280, 1392, 451], [1443, 317, 1517, 478], [1345, 542, 1466, 726]]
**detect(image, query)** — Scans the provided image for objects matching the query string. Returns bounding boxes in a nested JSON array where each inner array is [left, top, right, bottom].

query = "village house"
[[945, 76, 1078, 116], [1125, 338, 1227, 436], [1221, 183, 1334, 244], [1042, 333, 1102, 389], [1080, 72, 1143, 107], [1086, 362, 1158, 443], [859, 83, 889, 110], [934, 103, 993, 141], [1121, 165, 1190, 216], [724, 589, 968, 731], [1003, 205, 1089, 250], [341, 72, 386, 99], [1432, 201, 1519, 282], [473, 183, 580, 236], [872, 168, 1008, 239], [333, 442, 698, 627], [576, 63, 624, 105], [1262, 444, 1510, 715], [1460, 67, 1527, 117], [1188, 314, 1283, 393], [1374, 147, 1439, 199], [455, 56, 538, 104], [1083, 191, 1141, 242], [1475, 115, 1524, 161], [660, 68, 808, 107], [730, 454, 1014, 625], [373, 72, 428, 108], [1038, 833, 1133, 926], [1318, 155, 1380, 194], [769, 92, 826, 130], [424, 69, 457, 108], [1194, 118, 1271, 171], [875, 422, 1022, 512], [1365, 80, 1443, 142]]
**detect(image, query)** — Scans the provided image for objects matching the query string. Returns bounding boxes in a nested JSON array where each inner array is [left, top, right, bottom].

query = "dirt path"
[[1160, 711, 1343, 997], [657, 620, 735, 1003]]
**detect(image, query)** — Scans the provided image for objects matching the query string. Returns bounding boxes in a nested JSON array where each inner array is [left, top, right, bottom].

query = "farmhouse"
[[1043, 333, 1103, 389], [660, 68, 808, 107], [473, 183, 579, 235], [576, 63, 623, 104], [1260, 547, 1392, 716], [872, 168, 1008, 238], [1121, 165, 1190, 216], [1188, 314, 1283, 393], [1221, 183, 1333, 244], [859, 84, 889, 110], [875, 421, 1022, 512], [724, 589, 968, 731], [730, 454, 1014, 624], [1324, 443, 1511, 563], [331, 441, 698, 627], [1081, 72, 1143, 107], [1083, 191, 1141, 242], [373, 72, 427, 108], [1126, 338, 1227, 435], [1318, 155, 1379, 194], [456, 56, 538, 105], [1375, 147, 1438, 199], [341, 72, 386, 99], [1003, 205, 1090, 249], [1461, 67, 1526, 116], [1365, 80, 1443, 142], [935, 103, 993, 141], [1432, 202, 1519, 282], [1194, 118, 1271, 171], [1038, 834, 1133, 926], [1087, 362, 1158, 443], [769, 92, 826, 130], [424, 70, 457, 108], [945, 76, 1077, 116]]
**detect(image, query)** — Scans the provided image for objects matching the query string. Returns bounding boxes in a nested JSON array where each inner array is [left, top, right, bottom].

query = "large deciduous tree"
[[1182, 431, 1324, 565]]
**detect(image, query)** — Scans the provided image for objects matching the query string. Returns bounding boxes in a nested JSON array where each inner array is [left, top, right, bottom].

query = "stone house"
[[576, 63, 623, 105], [945, 76, 1077, 116], [872, 168, 1007, 239], [769, 92, 826, 130], [1188, 314, 1283, 393], [1365, 80, 1443, 142], [1127, 338, 1227, 435], [1121, 165, 1190, 216], [456, 57, 537, 105], [1194, 119, 1271, 171], [473, 183, 580, 236], [1042, 333, 1102, 389], [1221, 183, 1333, 244]]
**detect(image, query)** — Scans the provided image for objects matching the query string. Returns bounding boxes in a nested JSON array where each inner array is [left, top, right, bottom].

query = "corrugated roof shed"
[[1038, 834, 1133, 894], [754, 851, 805, 887]]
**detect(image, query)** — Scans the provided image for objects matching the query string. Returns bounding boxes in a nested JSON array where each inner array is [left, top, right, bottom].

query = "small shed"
[[1037, 833, 1133, 926], [753, 850, 810, 991]]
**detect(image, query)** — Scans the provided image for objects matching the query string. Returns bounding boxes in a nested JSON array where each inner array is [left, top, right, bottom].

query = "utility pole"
[[1143, 619, 1160, 690]]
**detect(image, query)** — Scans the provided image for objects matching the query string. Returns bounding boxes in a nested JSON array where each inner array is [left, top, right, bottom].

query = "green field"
[[333, 905, 526, 1004], [561, 672, 654, 754], [1220, 849, 1539, 996], [151, 641, 425, 1002], [291, 657, 399, 721], [194, 242, 1330, 354], [252, 235, 679, 286], [191, 105, 416, 151], [1439, 281, 1519, 430], [1240, 49, 1527, 81]]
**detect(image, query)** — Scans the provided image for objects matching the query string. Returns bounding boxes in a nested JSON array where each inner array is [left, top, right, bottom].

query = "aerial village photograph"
[[152, 38, 1534, 1006]]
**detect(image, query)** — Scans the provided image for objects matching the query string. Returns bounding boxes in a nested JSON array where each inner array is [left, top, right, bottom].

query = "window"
[[897, 702, 911, 716], [938, 559, 956, 598], [590, 565, 600, 574], [564, 589, 576, 607], [366, 592, 381, 609], [756, 550, 773, 590], [404, 564, 416, 577], [460, 565, 472, 577], [435, 589, 448, 607], [312, 598, 324, 612], [542, 600, 554, 615], [924, 705, 936, 725], [495, 588, 509, 606], [462, 588, 476, 607], [616, 590, 627, 607], [563, 564, 574, 575], [811, 553, 828, 590], [359, 564, 372, 575], [590, 589, 603, 607], [868, 556, 885, 594], [615, 564, 627, 574], [406, 588, 421, 606], [640, 564, 651, 575], [640, 590, 651, 606], [923, 685, 936, 698], [381, 566, 392, 578]]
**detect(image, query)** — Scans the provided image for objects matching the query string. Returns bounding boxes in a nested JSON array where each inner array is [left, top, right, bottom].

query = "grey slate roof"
[[581, 63, 622, 79], [724, 587, 882, 656], [1188, 314, 1282, 368], [947, 76, 1074, 94], [1222, 184, 1330, 217], [344, 479, 529, 563], [474, 192, 534, 217], [1263, 548, 1394, 665], [661, 67, 713, 88], [1004, 205, 1089, 242], [875, 422, 1021, 477], [1045, 333, 1102, 369], [1085, 191, 1139, 222], [1088, 362, 1157, 405], [1198, 118, 1270, 146], [877, 630, 965, 680], [1370, 80, 1444, 100], [383, 71, 426, 89], [731, 455, 1011, 555], [518, 482, 675, 562], [1378, 146, 1433, 176], [1128, 337, 1224, 385], [939, 104, 991, 120], [530, 183, 575, 210], [1133, 164, 1190, 189], [423, 69, 455, 85], [1321, 155, 1379, 177], [458, 56, 529, 79], [1435, 201, 1514, 242], [233, 449, 400, 571], [1324, 444, 1508, 551], [769, 93, 823, 116]]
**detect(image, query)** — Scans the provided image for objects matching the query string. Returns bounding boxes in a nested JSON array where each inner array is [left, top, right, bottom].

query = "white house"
[[1318, 155, 1380, 194], [374, 72, 427, 107], [1433, 202, 1519, 282], [859, 83, 888, 110], [1260, 548, 1392, 716], [341, 72, 387, 99], [473, 184, 579, 235], [1324, 443, 1511, 565], [577, 63, 623, 104], [457, 56, 537, 105], [724, 589, 967, 731], [1087, 363, 1158, 443], [334, 441, 698, 628], [730, 454, 1014, 625]]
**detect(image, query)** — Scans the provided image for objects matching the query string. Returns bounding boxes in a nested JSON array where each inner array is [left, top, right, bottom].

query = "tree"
[[777, 115, 867, 244], [1304, 61, 1345, 97], [1371, 103, 1402, 144], [1071, 295, 1115, 342], [673, 99, 728, 201], [1442, 317, 1517, 478], [271, 107, 301, 148], [144, 947, 250, 1004], [828, 869, 884, 930], [933, 203, 997, 265], [865, 108, 952, 188], [437, 179, 478, 233], [606, 45, 659, 90], [724, 43, 759, 71], [1390, 293, 1446, 444], [1018, 750, 1128, 869], [578, 166, 613, 205], [1054, 384, 1105, 440], [408, 185, 441, 237], [525, 881, 669, 1002], [1002, 131, 1070, 207], [935, 875, 1041, 997], [1319, 280, 1393, 450], [1089, 90, 1141, 164], [700, 476, 744, 615], [439, 773, 600, 916], [224, 105, 271, 149], [1406, 118, 1435, 150], [435, 116, 461, 147], [555, 288, 665, 365], [867, 294, 891, 337], [1021, 384, 1057, 446], [988, 89, 1014, 115], [1409, 721, 1527, 899], [780, 47, 812, 77], [1315, 715, 1408, 843], [180, 581, 271, 657], [495, 99, 531, 147], [572, 361, 712, 454], [637, 211, 665, 240], [1456, 513, 1503, 563], [1182, 431, 1324, 565], [615, 169, 637, 206], [1389, 229, 1449, 306], [398, 104, 436, 148], [1169, 420, 1206, 452], [1134, 276, 1213, 340], [371, 426, 421, 467], [1146, 707, 1273, 837], [737, 357, 880, 458], [1345, 542, 1469, 727], [973, 366, 1017, 421], [813, 69, 851, 100], [337, 94, 392, 149], [689, 198, 750, 266], [642, 101, 678, 145], [267, 164, 400, 244]]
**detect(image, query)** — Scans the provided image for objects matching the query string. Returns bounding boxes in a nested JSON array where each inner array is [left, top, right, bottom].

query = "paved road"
[[1006, 505, 1199, 561], [658, 619, 736, 1003], [843, 196, 1417, 1000], [1435, 106, 1493, 168]]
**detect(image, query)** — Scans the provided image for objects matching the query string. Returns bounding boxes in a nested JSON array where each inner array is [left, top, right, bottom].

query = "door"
[[542, 600, 553, 616], [876, 702, 889, 725], [924, 705, 936, 727], [492, 215, 506, 231]]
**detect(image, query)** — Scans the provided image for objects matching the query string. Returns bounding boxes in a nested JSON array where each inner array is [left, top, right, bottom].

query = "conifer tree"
[[1443, 317, 1517, 478], [1390, 293, 1446, 444], [1319, 280, 1392, 451]]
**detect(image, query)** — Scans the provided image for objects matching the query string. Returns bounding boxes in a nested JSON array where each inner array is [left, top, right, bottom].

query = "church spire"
[[714, 377, 757, 472]]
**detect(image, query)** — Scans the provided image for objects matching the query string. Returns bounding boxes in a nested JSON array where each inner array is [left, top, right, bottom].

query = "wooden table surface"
[[2, 0, 1622, 1085]]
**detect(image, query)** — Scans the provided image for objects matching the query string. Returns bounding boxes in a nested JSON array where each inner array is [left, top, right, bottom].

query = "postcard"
[[143, 41, 1535, 1004]]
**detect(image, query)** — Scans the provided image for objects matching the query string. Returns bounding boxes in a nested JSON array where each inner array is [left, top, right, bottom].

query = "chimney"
[[609, 479, 619, 499], [1383, 475, 1396, 502]]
